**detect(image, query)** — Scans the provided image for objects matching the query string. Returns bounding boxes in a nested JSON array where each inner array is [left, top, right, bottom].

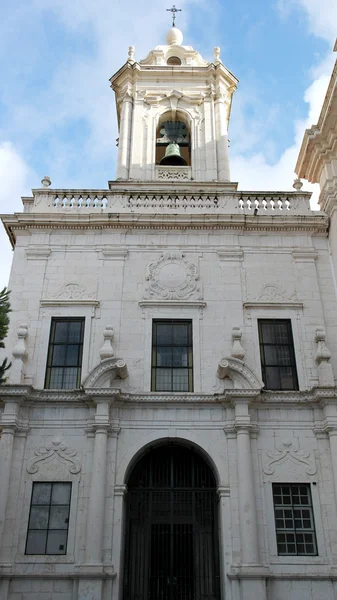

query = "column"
[[236, 424, 259, 564], [0, 399, 22, 548], [111, 485, 128, 600], [217, 486, 232, 600], [85, 426, 109, 563], [327, 428, 337, 506], [232, 398, 268, 600], [78, 398, 111, 600], [116, 93, 133, 180], [321, 401, 337, 509], [215, 94, 230, 181]]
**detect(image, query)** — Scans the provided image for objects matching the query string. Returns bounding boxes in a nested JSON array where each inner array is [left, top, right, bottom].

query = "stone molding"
[[25, 246, 51, 260], [1, 385, 337, 406], [4, 214, 327, 250], [262, 439, 316, 476], [27, 437, 82, 474], [139, 300, 207, 308]]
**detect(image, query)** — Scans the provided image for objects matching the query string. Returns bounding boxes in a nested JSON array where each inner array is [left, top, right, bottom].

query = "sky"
[[0, 0, 336, 289]]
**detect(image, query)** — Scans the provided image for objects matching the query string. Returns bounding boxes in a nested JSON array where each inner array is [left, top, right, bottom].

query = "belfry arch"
[[155, 110, 192, 166], [122, 443, 221, 600]]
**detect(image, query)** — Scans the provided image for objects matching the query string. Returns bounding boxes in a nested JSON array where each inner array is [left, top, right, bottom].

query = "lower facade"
[[1, 387, 337, 600]]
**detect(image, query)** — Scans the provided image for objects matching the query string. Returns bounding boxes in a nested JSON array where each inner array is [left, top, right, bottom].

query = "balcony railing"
[[22, 189, 313, 216]]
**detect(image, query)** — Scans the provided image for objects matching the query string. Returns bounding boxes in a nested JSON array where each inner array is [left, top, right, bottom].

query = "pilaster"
[[225, 395, 268, 600], [78, 396, 118, 600], [116, 92, 133, 180], [215, 93, 230, 181]]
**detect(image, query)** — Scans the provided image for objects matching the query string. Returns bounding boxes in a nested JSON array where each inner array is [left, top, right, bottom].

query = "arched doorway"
[[123, 444, 221, 600]]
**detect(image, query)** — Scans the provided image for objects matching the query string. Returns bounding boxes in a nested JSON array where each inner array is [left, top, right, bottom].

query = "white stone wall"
[[2, 217, 337, 600], [3, 226, 337, 389]]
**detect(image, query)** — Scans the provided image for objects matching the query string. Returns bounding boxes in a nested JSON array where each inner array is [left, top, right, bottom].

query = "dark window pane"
[[264, 367, 280, 390], [62, 368, 78, 389], [172, 324, 188, 345], [260, 322, 276, 343], [32, 483, 52, 505], [49, 368, 64, 388], [49, 506, 69, 529], [46, 530, 68, 554], [68, 321, 83, 343], [51, 345, 66, 366], [53, 321, 69, 343], [263, 346, 278, 364], [52, 483, 71, 505], [280, 367, 295, 389], [65, 345, 80, 365], [156, 369, 172, 391], [157, 347, 173, 367], [26, 530, 47, 554], [29, 506, 49, 529], [172, 347, 188, 367], [156, 324, 172, 345], [173, 369, 189, 391]]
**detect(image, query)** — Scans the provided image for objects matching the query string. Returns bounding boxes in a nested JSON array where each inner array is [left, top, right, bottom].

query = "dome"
[[166, 26, 183, 46]]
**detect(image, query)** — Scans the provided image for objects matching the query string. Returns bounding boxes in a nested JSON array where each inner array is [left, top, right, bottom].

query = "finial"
[[128, 45, 135, 63], [41, 175, 51, 188], [293, 177, 303, 190], [166, 4, 182, 26], [214, 47, 221, 63]]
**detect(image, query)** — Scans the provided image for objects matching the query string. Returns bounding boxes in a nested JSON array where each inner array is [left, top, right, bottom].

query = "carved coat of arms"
[[143, 252, 201, 300]]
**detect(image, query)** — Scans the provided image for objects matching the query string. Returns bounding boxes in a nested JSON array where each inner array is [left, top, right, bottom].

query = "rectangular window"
[[272, 483, 317, 556], [258, 319, 298, 390], [45, 318, 84, 389], [25, 482, 72, 555], [152, 320, 193, 392]]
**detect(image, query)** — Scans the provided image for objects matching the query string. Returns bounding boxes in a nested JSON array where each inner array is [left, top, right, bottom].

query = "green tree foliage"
[[0, 287, 11, 384]]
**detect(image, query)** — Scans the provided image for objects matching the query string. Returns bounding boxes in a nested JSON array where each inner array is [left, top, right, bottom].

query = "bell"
[[160, 142, 187, 166]]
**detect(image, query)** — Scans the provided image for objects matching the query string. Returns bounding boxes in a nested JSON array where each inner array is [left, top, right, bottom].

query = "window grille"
[[25, 482, 72, 555], [258, 319, 298, 390], [152, 320, 193, 392], [45, 318, 84, 389], [272, 483, 317, 555]]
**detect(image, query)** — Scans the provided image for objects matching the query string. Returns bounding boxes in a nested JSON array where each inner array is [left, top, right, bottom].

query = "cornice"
[[139, 300, 207, 308], [243, 302, 303, 310], [1, 386, 337, 406], [40, 300, 100, 307], [296, 56, 337, 183], [2, 213, 328, 237]]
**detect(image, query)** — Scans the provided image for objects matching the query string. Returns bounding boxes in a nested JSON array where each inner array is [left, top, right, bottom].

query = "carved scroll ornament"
[[263, 440, 316, 476], [27, 437, 81, 474]]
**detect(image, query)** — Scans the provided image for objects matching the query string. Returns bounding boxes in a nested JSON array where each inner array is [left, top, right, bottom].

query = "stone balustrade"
[[21, 188, 313, 216]]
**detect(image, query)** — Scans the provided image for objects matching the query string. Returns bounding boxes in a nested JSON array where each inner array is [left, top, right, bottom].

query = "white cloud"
[[231, 0, 335, 206], [278, 0, 337, 44], [0, 143, 34, 289]]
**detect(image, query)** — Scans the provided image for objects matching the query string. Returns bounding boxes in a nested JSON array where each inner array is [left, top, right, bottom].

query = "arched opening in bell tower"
[[122, 442, 221, 600], [156, 112, 191, 167]]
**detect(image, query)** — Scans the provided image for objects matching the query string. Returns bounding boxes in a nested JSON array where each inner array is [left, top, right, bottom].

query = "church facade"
[[1, 24, 337, 600]]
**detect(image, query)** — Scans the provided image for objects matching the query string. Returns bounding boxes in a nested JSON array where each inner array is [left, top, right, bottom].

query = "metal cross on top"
[[166, 4, 182, 26]]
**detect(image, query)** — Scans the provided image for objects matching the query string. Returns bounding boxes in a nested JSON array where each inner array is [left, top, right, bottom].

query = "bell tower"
[[110, 21, 238, 182]]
